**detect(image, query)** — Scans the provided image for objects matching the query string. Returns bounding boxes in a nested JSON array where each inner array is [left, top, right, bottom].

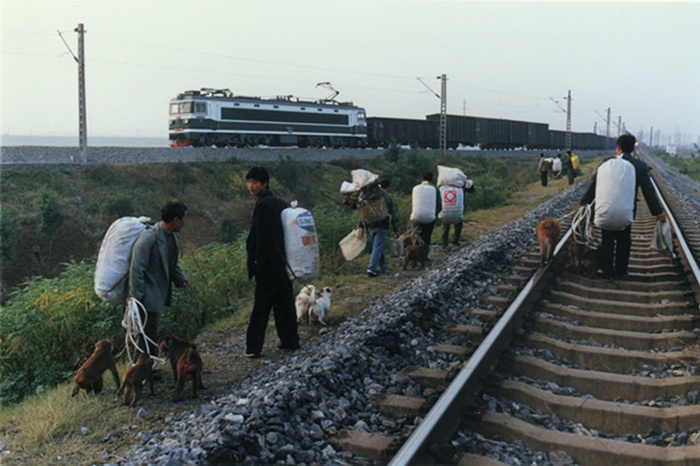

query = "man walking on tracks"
[[580, 133, 667, 280]]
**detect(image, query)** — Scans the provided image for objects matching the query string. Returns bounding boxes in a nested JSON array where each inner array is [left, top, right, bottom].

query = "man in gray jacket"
[[128, 201, 191, 356]]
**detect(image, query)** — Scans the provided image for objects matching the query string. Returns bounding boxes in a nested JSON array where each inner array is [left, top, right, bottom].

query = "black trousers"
[[137, 307, 159, 359], [599, 226, 632, 277], [246, 273, 299, 354], [417, 221, 435, 245], [540, 171, 548, 187]]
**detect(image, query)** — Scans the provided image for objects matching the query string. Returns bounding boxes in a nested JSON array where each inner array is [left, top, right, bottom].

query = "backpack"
[[94, 216, 152, 303], [357, 182, 389, 226], [594, 157, 636, 230], [281, 201, 320, 284]]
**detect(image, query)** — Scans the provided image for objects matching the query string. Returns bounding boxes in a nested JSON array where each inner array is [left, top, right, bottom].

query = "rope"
[[570, 203, 596, 247], [121, 298, 166, 366]]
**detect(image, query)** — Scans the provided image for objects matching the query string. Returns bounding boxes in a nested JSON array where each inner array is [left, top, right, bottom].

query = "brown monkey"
[[403, 243, 430, 270], [117, 352, 154, 407], [536, 218, 561, 266], [568, 237, 599, 277], [173, 347, 204, 402], [159, 335, 197, 385], [71, 339, 120, 396]]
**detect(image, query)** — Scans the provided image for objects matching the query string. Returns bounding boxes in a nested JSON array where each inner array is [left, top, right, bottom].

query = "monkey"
[[71, 338, 120, 397], [403, 243, 430, 270], [536, 218, 561, 266], [173, 347, 204, 402], [159, 335, 205, 390], [117, 352, 154, 407], [567, 237, 599, 277]]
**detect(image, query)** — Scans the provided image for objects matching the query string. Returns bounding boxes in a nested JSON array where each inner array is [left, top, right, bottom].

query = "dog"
[[295, 284, 317, 325], [71, 339, 120, 396], [173, 346, 204, 402], [117, 352, 154, 407], [536, 218, 561, 266], [568, 238, 599, 276], [158, 336, 204, 390], [313, 286, 332, 325], [403, 243, 430, 270]]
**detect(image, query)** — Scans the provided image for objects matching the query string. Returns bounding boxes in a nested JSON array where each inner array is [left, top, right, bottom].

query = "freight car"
[[366, 117, 439, 148], [426, 114, 551, 149], [169, 89, 367, 148], [369, 114, 613, 151]]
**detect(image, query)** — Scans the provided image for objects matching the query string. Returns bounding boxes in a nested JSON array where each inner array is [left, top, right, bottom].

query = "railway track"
[[330, 175, 700, 465]]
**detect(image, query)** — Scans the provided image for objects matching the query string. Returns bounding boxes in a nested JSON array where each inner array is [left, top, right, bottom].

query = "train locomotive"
[[169, 88, 367, 148], [170, 88, 614, 151]]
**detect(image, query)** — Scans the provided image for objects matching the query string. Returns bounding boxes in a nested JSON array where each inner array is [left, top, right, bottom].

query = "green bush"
[[0, 206, 17, 262], [34, 188, 67, 240], [0, 262, 121, 406]]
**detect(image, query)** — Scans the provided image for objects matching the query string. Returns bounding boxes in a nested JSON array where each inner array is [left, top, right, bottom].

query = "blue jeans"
[[367, 227, 388, 273]]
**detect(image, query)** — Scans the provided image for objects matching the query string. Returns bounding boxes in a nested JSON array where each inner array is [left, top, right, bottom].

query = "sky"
[[2, 0, 699, 146]]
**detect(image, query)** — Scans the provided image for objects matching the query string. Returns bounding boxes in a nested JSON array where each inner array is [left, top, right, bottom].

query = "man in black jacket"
[[580, 134, 667, 279], [244, 166, 300, 357]]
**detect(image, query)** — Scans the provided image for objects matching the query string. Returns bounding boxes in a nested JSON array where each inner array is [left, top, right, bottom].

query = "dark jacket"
[[581, 152, 662, 220], [246, 190, 289, 279], [128, 222, 187, 313]]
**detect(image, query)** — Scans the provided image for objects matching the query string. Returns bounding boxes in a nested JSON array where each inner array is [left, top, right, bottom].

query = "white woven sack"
[[281, 201, 320, 284], [594, 157, 636, 231], [651, 220, 675, 258], [552, 158, 562, 172], [437, 165, 468, 188], [94, 216, 151, 303], [339, 228, 366, 261], [410, 184, 437, 223], [339, 181, 356, 194], [438, 186, 464, 224], [350, 169, 378, 190]]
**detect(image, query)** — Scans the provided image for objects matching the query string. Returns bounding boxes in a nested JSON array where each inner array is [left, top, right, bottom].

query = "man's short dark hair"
[[162, 201, 187, 223], [616, 133, 636, 153], [422, 171, 433, 182], [246, 166, 270, 184], [379, 179, 391, 189]]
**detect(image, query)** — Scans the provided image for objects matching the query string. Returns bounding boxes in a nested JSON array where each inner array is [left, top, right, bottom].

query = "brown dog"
[[568, 238, 598, 276], [173, 347, 204, 402], [117, 352, 154, 407], [403, 243, 430, 270], [536, 218, 561, 266], [71, 339, 120, 396]]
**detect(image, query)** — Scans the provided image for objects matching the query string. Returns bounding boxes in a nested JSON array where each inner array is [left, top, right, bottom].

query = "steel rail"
[[389, 226, 573, 465], [649, 173, 700, 288]]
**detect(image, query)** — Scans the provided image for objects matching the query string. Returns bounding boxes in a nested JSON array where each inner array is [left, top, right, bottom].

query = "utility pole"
[[439, 74, 447, 154], [606, 108, 611, 149], [650, 126, 653, 148], [75, 24, 87, 164], [565, 90, 572, 151], [417, 75, 447, 153], [618, 116, 622, 136]]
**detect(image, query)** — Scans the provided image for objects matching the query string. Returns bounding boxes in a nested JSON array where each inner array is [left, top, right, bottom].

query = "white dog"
[[295, 285, 316, 325], [313, 287, 332, 326]]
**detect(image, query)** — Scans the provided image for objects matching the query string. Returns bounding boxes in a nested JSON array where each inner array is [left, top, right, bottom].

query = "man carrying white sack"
[[580, 133, 666, 280]]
